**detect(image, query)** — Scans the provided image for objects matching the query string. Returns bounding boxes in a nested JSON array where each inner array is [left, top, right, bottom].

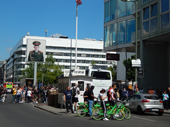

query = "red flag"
[[76, 0, 82, 6]]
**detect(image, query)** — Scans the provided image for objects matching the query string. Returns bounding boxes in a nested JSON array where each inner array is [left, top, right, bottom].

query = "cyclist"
[[83, 87, 88, 105], [108, 84, 116, 106], [98, 89, 109, 121]]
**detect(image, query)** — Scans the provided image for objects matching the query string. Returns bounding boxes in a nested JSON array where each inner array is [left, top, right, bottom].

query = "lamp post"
[[121, 0, 138, 82], [45, 29, 47, 37]]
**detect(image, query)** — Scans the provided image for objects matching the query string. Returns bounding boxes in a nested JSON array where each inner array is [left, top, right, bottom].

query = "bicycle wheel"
[[113, 108, 125, 121], [124, 107, 131, 119], [92, 107, 103, 120], [77, 105, 88, 117]]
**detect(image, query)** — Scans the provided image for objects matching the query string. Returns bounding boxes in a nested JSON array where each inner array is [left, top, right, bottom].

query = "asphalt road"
[[0, 94, 170, 127]]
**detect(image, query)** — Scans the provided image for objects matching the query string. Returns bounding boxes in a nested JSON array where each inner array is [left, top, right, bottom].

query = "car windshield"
[[144, 96, 160, 100], [91, 71, 111, 80]]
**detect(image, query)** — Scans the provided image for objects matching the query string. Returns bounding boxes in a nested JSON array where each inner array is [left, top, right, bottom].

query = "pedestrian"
[[162, 90, 169, 110], [0, 87, 2, 102], [64, 86, 74, 114], [139, 87, 144, 93], [116, 89, 120, 101], [108, 84, 116, 106], [167, 87, 170, 109], [24, 85, 28, 102], [98, 89, 109, 121], [71, 84, 80, 112], [21, 86, 26, 103], [44, 87, 47, 103], [121, 88, 128, 101], [83, 87, 88, 104], [88, 85, 98, 118], [39, 86, 45, 103], [1, 87, 5, 102], [16, 87, 22, 103], [12, 86, 17, 103], [148, 87, 154, 94], [27, 89, 32, 103], [157, 89, 163, 100], [135, 88, 140, 94]]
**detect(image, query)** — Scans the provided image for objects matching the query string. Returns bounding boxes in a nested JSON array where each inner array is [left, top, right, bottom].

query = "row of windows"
[[104, 19, 135, 47], [14, 65, 25, 70], [105, 0, 134, 23], [56, 59, 108, 64], [46, 46, 102, 52], [64, 66, 88, 70], [143, 1, 170, 35], [46, 52, 106, 58]]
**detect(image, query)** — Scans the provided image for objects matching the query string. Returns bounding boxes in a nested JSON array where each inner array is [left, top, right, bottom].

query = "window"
[[110, 23, 117, 46], [118, 21, 125, 44], [118, 0, 126, 18], [161, 0, 169, 13], [104, 26, 110, 47], [161, 0, 170, 29], [126, 19, 135, 43], [143, 7, 149, 20], [78, 81, 84, 91], [127, 2, 133, 15], [91, 71, 111, 80], [105, 1, 110, 23], [110, 0, 117, 20], [143, 3, 158, 35]]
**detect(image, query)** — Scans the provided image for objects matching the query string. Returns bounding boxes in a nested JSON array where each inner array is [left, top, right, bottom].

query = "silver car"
[[128, 94, 164, 116]]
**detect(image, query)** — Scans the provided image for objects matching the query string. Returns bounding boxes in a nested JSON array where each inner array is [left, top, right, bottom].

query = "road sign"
[[138, 68, 144, 78], [106, 53, 120, 61]]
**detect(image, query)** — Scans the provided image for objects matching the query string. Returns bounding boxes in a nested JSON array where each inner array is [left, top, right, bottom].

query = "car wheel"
[[137, 106, 144, 115], [157, 112, 163, 116]]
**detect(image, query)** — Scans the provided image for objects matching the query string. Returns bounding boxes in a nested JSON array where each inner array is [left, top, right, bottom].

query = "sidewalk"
[[31, 103, 75, 115], [32, 103, 170, 115]]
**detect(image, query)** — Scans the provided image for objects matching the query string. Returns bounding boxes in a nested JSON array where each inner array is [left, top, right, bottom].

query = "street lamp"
[[121, 0, 138, 82]]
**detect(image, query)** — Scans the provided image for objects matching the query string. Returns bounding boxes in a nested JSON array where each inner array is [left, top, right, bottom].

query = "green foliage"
[[123, 55, 135, 81], [108, 62, 117, 80], [20, 54, 63, 85], [91, 59, 97, 65]]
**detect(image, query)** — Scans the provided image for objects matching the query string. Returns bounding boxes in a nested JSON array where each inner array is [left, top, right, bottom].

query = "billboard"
[[106, 53, 120, 61], [26, 39, 46, 62]]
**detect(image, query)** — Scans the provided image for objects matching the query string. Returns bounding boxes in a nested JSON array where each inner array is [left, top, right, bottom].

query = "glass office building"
[[104, 0, 170, 91]]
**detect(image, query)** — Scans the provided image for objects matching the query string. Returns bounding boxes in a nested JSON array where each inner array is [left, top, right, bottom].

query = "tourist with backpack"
[[122, 88, 128, 101], [71, 84, 80, 112]]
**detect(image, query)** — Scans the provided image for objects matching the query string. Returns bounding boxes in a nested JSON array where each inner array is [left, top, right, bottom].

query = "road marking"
[[133, 116, 156, 122]]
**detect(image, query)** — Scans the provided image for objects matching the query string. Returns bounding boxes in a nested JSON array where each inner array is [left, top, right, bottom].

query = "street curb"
[[34, 105, 63, 115]]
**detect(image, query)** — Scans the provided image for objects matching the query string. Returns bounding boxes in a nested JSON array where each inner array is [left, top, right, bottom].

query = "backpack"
[[72, 87, 77, 97], [11, 89, 13, 94]]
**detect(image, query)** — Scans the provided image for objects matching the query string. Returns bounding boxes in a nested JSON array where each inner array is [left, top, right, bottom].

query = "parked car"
[[128, 93, 164, 116]]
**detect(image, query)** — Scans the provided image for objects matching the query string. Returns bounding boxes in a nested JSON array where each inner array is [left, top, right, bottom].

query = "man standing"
[[28, 41, 44, 62], [108, 84, 116, 106], [88, 85, 98, 118], [122, 88, 128, 101], [72, 84, 80, 112], [39, 86, 44, 103], [64, 86, 74, 114], [12, 86, 17, 103]]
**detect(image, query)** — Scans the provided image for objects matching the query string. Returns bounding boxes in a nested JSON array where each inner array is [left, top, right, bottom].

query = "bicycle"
[[117, 101, 131, 120], [77, 102, 101, 117], [92, 102, 125, 121]]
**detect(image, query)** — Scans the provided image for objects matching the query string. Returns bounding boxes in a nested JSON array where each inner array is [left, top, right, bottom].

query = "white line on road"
[[133, 116, 156, 122]]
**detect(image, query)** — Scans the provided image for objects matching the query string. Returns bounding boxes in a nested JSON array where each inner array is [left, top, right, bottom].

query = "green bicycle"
[[77, 102, 101, 117], [117, 101, 131, 120], [92, 103, 125, 121]]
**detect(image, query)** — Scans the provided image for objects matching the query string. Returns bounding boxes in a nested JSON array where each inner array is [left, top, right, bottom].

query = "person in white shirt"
[[98, 89, 109, 121], [27, 89, 32, 103]]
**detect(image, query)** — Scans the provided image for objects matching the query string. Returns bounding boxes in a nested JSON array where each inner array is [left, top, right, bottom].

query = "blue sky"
[[0, 0, 104, 61]]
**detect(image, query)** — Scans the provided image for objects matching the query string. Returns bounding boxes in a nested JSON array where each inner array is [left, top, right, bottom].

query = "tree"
[[108, 61, 117, 80], [91, 59, 97, 65], [20, 54, 63, 85], [123, 55, 135, 82]]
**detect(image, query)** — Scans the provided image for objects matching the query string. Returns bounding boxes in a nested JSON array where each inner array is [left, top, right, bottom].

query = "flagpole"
[[75, 4, 78, 69]]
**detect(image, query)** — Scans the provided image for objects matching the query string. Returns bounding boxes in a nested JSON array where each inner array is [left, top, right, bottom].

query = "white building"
[[6, 35, 113, 84]]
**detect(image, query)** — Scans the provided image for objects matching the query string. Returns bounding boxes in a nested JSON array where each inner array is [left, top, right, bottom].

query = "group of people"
[[64, 84, 130, 121], [11, 85, 50, 104]]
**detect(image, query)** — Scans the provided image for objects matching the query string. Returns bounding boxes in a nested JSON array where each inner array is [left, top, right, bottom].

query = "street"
[[0, 94, 170, 127]]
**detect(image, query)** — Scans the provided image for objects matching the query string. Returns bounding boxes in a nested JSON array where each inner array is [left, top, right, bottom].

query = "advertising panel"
[[26, 39, 46, 62]]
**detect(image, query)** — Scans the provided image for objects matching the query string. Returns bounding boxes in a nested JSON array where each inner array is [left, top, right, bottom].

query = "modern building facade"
[[6, 35, 113, 84], [104, 0, 170, 91], [0, 60, 6, 84]]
